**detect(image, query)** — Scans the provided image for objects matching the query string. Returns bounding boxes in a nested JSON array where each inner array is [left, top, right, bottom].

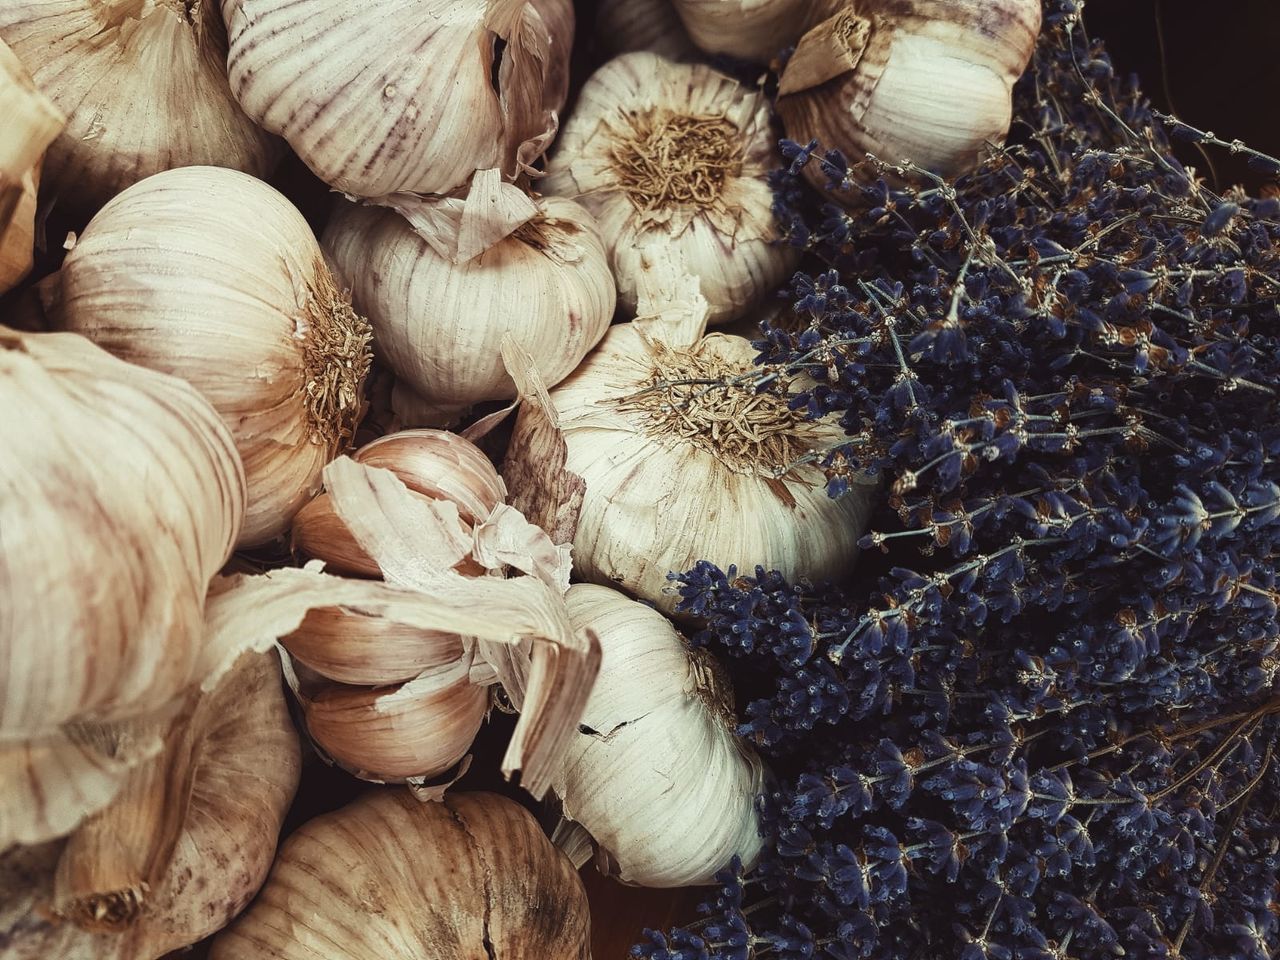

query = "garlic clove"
[[55, 166, 372, 547], [356, 428, 508, 523], [670, 0, 830, 61], [0, 1, 281, 211], [290, 491, 385, 578], [209, 790, 592, 960]]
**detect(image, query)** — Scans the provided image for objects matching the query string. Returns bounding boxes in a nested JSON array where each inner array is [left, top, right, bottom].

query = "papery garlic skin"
[[210, 790, 592, 960], [558, 584, 764, 886], [0, 652, 301, 960], [221, 0, 573, 201], [777, 0, 1042, 192], [57, 166, 372, 547], [671, 0, 819, 61], [545, 53, 797, 327], [519, 323, 875, 613], [596, 0, 697, 61], [0, 1, 279, 211], [0, 328, 244, 736], [324, 196, 614, 425]]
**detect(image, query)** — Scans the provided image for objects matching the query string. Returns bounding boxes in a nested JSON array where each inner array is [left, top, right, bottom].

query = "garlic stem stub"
[[56, 165, 373, 547], [545, 52, 798, 326], [324, 194, 614, 426], [0, 0, 280, 211], [558, 583, 765, 887], [670, 0, 821, 62], [209, 790, 592, 959], [776, 0, 1042, 193], [221, 0, 573, 202], [0, 328, 244, 738]]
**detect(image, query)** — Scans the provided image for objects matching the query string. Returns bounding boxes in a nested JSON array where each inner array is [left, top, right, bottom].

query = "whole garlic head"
[[545, 52, 798, 327], [0, 0, 280, 211], [595, 0, 697, 61], [777, 0, 1042, 191], [209, 790, 592, 959], [671, 0, 822, 61], [221, 0, 573, 202], [56, 166, 373, 547], [558, 583, 765, 887], [324, 194, 614, 426]]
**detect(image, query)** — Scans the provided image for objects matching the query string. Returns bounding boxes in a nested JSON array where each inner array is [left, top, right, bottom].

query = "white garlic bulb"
[[209, 790, 592, 959], [0, 327, 244, 740], [221, 0, 573, 203], [56, 165, 372, 547], [0, 1, 280, 211], [324, 193, 614, 426], [557, 583, 764, 886], [544, 52, 798, 327], [0, 39, 63, 294], [777, 0, 1042, 191], [671, 0, 821, 61], [509, 303, 876, 614], [595, 0, 697, 61]]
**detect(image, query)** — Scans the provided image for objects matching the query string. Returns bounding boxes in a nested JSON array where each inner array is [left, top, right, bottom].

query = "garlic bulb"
[[0, 39, 62, 294], [324, 192, 614, 425], [210, 790, 591, 959], [777, 0, 1042, 191], [221, 0, 573, 203], [0, 1, 279, 211], [508, 297, 876, 614], [596, 0, 696, 61], [670, 0, 820, 61], [557, 583, 764, 886], [293, 428, 507, 577], [0, 651, 301, 960], [0, 327, 244, 739], [544, 53, 797, 326], [55, 165, 372, 547]]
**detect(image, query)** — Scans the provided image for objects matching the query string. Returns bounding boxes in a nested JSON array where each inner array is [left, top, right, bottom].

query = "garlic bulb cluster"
[[670, 0, 820, 61], [55, 165, 372, 547], [0, 328, 244, 746], [0, 39, 62, 294], [0, 651, 301, 960], [222, 0, 573, 203], [777, 0, 1042, 191], [557, 584, 765, 887], [595, 0, 696, 61], [324, 188, 614, 425], [0, 1, 279, 211], [210, 790, 591, 959], [545, 52, 797, 326], [509, 293, 877, 614]]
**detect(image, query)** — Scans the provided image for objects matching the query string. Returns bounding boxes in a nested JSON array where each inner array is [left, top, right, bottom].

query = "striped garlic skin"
[[0, 1, 279, 211], [558, 584, 765, 887], [209, 791, 592, 960], [0, 329, 245, 736], [324, 197, 615, 425], [221, 0, 573, 200], [670, 0, 821, 61], [544, 52, 797, 327]]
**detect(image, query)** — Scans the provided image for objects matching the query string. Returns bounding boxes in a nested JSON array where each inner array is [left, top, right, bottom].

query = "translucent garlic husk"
[[0, 651, 301, 960], [0, 328, 245, 742], [776, 0, 1042, 193], [0, 1, 280, 211], [670, 0, 824, 61], [324, 193, 614, 426], [55, 166, 373, 547], [544, 52, 798, 327], [595, 0, 697, 61], [510, 306, 876, 614], [556, 583, 764, 887], [221, 0, 573, 203], [209, 790, 592, 959]]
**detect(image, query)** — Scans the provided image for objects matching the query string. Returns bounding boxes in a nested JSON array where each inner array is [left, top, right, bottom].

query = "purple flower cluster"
[[637, 3, 1280, 958]]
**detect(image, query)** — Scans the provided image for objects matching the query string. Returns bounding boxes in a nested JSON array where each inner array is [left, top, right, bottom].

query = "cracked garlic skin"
[[777, 0, 1041, 194], [517, 322, 875, 614], [558, 584, 765, 887], [56, 166, 372, 548], [209, 790, 592, 960], [545, 52, 797, 327], [0, 0, 279, 211], [221, 0, 572, 201]]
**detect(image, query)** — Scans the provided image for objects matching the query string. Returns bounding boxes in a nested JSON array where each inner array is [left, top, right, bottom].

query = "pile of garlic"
[[0, 0, 1047, 953]]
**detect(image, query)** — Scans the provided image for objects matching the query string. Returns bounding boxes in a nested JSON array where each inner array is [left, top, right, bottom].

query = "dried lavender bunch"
[[637, 2, 1280, 959]]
